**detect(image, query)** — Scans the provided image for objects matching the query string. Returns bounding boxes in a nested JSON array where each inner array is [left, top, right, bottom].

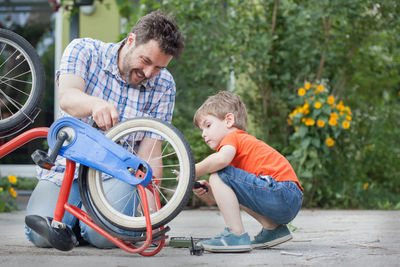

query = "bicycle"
[[0, 30, 196, 256]]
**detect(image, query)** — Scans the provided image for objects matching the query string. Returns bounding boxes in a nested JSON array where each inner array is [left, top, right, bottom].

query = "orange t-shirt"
[[218, 130, 303, 191]]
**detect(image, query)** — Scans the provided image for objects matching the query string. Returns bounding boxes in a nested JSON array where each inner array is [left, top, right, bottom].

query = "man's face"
[[120, 38, 173, 86]]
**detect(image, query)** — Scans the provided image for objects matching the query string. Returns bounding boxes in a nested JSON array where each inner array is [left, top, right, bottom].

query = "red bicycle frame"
[[0, 128, 165, 256]]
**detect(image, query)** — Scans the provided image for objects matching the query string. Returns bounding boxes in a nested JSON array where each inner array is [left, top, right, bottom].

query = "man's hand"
[[91, 99, 119, 131], [58, 73, 119, 130]]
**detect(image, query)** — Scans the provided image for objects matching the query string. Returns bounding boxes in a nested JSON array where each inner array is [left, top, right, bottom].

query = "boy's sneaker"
[[198, 227, 251, 253], [251, 225, 292, 249]]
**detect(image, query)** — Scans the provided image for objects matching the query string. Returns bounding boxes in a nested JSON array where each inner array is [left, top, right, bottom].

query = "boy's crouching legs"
[[208, 173, 245, 236]]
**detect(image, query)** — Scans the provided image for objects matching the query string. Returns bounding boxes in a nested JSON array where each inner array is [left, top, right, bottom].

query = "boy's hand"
[[194, 181, 208, 192], [193, 180, 215, 205], [193, 180, 209, 196]]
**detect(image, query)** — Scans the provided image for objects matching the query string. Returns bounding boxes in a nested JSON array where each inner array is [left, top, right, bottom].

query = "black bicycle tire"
[[79, 117, 195, 232], [0, 28, 45, 134]]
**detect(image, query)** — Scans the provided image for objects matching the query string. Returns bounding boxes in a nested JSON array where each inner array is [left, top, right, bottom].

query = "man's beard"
[[123, 68, 147, 86]]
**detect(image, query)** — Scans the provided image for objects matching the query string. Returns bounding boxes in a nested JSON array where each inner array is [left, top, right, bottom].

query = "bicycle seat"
[[25, 215, 77, 251]]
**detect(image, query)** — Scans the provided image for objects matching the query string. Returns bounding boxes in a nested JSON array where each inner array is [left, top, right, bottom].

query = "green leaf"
[[298, 125, 308, 138], [311, 137, 320, 148], [301, 138, 311, 150]]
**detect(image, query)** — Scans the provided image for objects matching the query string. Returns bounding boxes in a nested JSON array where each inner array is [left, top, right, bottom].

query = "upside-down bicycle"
[[0, 28, 195, 256]]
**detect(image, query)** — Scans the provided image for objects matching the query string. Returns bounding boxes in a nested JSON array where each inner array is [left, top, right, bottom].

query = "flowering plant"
[[0, 175, 18, 212], [287, 82, 352, 148], [286, 81, 352, 206]]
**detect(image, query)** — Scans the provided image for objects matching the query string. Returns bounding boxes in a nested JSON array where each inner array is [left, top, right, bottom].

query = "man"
[[25, 10, 184, 248]]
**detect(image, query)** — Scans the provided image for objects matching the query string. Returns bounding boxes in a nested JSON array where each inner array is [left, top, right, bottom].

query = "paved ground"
[[0, 196, 399, 266]]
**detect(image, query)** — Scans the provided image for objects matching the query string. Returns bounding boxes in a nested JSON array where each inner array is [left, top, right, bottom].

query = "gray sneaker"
[[251, 225, 292, 249], [199, 227, 251, 253]]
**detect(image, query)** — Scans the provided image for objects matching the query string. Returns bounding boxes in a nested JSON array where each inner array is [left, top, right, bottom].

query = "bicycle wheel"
[[79, 118, 195, 232], [0, 28, 45, 136]]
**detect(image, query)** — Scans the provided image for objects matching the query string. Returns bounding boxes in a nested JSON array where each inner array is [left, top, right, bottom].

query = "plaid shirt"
[[38, 38, 176, 186]]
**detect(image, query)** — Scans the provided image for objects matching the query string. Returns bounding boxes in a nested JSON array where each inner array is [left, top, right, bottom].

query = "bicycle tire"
[[79, 118, 195, 232], [0, 28, 45, 136]]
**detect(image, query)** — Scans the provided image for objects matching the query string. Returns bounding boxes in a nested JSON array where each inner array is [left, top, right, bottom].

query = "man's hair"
[[131, 10, 184, 58], [193, 91, 248, 131]]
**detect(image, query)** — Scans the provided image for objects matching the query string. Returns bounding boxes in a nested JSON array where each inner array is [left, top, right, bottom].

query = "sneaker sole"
[[251, 234, 293, 249], [201, 244, 252, 253]]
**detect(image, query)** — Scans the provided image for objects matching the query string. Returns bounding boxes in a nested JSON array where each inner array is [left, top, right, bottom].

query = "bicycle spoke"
[[0, 96, 14, 115], [152, 177, 179, 181], [151, 150, 177, 161], [0, 45, 16, 71], [146, 138, 158, 163], [152, 184, 171, 205], [0, 75, 31, 96], [0, 70, 32, 87], [152, 163, 180, 169]]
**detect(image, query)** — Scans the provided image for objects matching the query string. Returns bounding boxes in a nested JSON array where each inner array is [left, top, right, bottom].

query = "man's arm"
[[195, 145, 236, 178], [136, 137, 163, 178], [58, 73, 119, 130]]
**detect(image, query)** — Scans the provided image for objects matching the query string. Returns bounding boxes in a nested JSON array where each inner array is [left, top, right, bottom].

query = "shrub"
[[286, 81, 352, 207]]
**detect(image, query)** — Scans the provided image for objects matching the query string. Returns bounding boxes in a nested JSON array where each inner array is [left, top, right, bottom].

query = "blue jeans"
[[25, 179, 140, 248], [218, 166, 303, 224]]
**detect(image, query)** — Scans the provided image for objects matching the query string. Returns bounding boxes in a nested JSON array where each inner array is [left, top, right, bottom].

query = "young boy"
[[193, 91, 303, 253]]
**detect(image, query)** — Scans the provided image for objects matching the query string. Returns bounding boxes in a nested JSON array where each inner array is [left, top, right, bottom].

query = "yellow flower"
[[295, 126, 299, 132], [315, 85, 324, 93], [342, 120, 350, 129], [327, 95, 335, 105], [305, 118, 315, 126], [305, 82, 311, 90], [317, 119, 325, 128], [363, 182, 369, 190], [345, 106, 352, 115], [8, 175, 17, 184], [336, 100, 345, 112], [286, 118, 292, 125], [329, 117, 337, 126], [289, 109, 298, 118], [0, 187, 3, 191], [330, 112, 339, 119], [346, 115, 352, 121], [325, 137, 335, 147], [314, 101, 322, 109], [298, 88, 306, 96], [9, 187, 17, 198]]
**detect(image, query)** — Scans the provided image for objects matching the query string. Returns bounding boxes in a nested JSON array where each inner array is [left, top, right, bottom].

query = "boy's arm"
[[195, 145, 236, 178]]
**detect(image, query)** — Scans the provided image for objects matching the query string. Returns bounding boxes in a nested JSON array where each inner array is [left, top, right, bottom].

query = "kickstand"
[[189, 236, 204, 256]]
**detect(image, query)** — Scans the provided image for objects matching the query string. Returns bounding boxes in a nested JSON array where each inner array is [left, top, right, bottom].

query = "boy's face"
[[198, 114, 234, 150]]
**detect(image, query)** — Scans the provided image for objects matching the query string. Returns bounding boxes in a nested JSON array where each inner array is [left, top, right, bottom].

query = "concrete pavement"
[[0, 197, 399, 266]]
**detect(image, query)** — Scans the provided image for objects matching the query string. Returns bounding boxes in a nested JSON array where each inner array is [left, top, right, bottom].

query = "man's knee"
[[25, 225, 51, 248], [80, 225, 115, 249]]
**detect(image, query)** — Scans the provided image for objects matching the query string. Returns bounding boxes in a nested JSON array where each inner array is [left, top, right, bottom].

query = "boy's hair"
[[131, 10, 185, 58], [194, 91, 248, 131]]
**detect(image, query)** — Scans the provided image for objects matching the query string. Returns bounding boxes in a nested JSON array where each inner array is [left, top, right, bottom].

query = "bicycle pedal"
[[31, 150, 55, 170]]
